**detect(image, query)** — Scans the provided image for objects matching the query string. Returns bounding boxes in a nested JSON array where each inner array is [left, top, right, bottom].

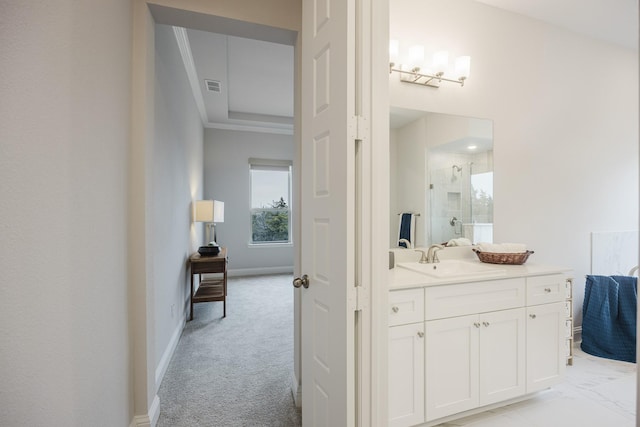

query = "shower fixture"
[[451, 164, 462, 182]]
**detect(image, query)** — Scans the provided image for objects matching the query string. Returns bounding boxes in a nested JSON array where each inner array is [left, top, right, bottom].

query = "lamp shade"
[[389, 39, 399, 63], [455, 56, 471, 79], [213, 200, 224, 223], [432, 51, 449, 74], [408, 45, 424, 70], [195, 200, 214, 222]]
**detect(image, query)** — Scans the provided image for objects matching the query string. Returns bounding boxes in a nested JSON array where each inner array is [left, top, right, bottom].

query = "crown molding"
[[172, 26, 209, 125], [173, 26, 294, 135]]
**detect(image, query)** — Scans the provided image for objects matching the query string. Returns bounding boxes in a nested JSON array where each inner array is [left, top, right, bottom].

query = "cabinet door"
[[479, 308, 526, 406], [425, 314, 479, 421], [389, 323, 425, 427], [526, 302, 566, 393]]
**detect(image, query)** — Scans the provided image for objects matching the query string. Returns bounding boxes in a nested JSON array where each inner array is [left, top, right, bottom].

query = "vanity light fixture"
[[389, 40, 470, 88]]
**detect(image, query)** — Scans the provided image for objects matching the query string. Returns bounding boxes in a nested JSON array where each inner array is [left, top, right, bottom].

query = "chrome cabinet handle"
[[417, 331, 424, 338], [392, 306, 399, 313], [474, 322, 481, 328], [544, 287, 552, 293], [530, 314, 537, 319], [482, 321, 490, 327]]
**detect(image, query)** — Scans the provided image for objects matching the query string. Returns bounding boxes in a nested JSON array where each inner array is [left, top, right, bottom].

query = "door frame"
[[129, 0, 389, 425]]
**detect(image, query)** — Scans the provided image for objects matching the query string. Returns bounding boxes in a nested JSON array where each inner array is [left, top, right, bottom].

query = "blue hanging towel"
[[398, 213, 415, 248], [581, 275, 637, 363]]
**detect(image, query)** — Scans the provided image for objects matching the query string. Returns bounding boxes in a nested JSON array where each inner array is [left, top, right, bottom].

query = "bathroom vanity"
[[388, 255, 572, 427]]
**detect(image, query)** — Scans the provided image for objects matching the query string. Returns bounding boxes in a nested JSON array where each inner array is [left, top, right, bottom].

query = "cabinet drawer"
[[389, 288, 424, 326], [527, 275, 566, 305], [425, 278, 525, 320]]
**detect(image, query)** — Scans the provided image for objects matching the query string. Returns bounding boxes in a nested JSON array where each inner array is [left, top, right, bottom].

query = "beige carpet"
[[157, 274, 301, 427]]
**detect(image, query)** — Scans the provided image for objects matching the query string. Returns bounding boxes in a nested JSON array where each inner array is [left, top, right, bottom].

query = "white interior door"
[[299, 0, 356, 425]]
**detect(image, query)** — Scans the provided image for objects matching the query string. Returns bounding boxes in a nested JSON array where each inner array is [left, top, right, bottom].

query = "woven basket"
[[473, 249, 534, 265]]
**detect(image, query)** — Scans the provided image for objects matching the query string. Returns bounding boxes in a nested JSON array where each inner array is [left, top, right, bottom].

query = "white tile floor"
[[438, 345, 637, 427]]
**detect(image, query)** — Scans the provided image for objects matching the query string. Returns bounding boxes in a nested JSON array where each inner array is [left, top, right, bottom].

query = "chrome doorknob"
[[293, 274, 310, 289]]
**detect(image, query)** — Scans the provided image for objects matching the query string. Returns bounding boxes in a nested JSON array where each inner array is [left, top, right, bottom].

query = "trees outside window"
[[249, 160, 292, 244]]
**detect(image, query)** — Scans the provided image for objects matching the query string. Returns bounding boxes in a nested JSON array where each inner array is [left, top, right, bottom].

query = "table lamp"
[[195, 200, 223, 256], [211, 200, 224, 243]]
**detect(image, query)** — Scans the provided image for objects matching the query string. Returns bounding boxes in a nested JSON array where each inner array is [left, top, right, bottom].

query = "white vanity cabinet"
[[525, 275, 567, 393], [425, 308, 526, 420], [389, 289, 425, 427], [389, 322, 425, 427], [424, 279, 526, 421], [389, 272, 569, 427]]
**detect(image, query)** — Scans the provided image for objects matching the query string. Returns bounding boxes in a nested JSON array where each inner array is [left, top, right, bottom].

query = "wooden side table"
[[189, 248, 228, 320]]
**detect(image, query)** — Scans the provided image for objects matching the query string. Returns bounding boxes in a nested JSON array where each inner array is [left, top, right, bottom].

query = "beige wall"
[[0, 0, 301, 424], [0, 0, 133, 425]]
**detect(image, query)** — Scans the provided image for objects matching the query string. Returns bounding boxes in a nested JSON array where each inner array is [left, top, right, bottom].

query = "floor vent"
[[205, 79, 221, 93]]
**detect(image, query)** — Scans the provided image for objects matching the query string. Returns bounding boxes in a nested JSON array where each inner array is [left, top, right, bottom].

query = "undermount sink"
[[397, 259, 506, 279]]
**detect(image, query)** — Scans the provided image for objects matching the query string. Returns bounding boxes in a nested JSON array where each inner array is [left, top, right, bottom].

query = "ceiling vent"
[[204, 79, 221, 93]]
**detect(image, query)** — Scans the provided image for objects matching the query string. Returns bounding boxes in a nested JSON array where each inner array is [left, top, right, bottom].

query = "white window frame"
[[249, 158, 293, 246]]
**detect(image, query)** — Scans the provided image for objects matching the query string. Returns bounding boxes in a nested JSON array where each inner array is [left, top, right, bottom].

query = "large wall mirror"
[[390, 107, 494, 248]]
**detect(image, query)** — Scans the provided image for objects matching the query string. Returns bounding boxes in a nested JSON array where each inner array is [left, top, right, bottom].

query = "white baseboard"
[[129, 395, 160, 427], [155, 319, 185, 392], [291, 371, 302, 408], [573, 325, 582, 342], [149, 395, 160, 427], [130, 414, 149, 427], [228, 266, 294, 277]]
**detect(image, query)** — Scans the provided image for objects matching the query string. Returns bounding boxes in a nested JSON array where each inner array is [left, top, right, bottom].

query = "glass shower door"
[[429, 165, 471, 244]]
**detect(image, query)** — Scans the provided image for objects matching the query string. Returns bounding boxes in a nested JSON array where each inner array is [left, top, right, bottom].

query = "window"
[[249, 158, 292, 244], [471, 171, 493, 224]]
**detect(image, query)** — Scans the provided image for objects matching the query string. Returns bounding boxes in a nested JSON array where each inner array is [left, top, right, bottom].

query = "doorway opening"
[[141, 4, 301, 425]]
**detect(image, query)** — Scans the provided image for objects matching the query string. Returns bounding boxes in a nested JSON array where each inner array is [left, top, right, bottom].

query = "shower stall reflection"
[[389, 109, 493, 247], [429, 142, 493, 245]]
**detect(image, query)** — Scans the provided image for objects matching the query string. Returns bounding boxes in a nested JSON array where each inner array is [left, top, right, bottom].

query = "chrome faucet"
[[426, 244, 445, 263], [415, 249, 429, 264], [415, 244, 444, 263]]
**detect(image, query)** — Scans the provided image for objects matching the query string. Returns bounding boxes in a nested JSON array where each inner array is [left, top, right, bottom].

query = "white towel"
[[477, 242, 527, 253], [446, 238, 473, 247]]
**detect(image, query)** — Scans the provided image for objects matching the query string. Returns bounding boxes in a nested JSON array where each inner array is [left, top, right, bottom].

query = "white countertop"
[[389, 260, 572, 290]]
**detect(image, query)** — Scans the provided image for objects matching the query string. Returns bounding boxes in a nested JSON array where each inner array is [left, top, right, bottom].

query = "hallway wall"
[[152, 23, 205, 387], [0, 0, 133, 425], [204, 128, 294, 274]]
